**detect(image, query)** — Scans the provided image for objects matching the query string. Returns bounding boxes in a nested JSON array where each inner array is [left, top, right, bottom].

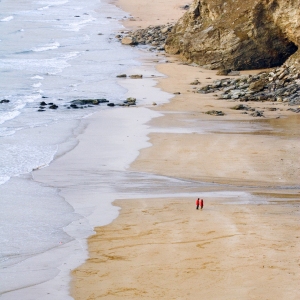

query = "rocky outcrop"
[[116, 24, 174, 51], [165, 0, 300, 70], [196, 64, 300, 109]]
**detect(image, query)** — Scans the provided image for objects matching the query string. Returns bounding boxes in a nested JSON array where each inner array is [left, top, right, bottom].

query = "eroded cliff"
[[165, 0, 300, 70]]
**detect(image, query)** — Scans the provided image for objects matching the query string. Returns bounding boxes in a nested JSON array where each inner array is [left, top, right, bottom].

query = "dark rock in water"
[[70, 104, 79, 109], [123, 97, 136, 106], [37, 109, 45, 112], [107, 103, 115, 107], [49, 104, 58, 109], [117, 74, 127, 78], [42, 96, 48, 99], [48, 102, 54, 105], [71, 99, 109, 105], [0, 99, 10, 103], [129, 74, 143, 79], [40, 101, 47, 106]]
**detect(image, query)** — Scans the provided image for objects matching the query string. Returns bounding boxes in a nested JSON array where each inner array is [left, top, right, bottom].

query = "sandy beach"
[[71, 0, 300, 299]]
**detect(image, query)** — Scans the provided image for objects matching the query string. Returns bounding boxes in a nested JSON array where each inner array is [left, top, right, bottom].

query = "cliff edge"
[[165, 0, 300, 70]]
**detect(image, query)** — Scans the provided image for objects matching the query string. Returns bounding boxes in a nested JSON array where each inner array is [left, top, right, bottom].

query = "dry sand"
[[72, 0, 300, 299], [73, 198, 300, 299]]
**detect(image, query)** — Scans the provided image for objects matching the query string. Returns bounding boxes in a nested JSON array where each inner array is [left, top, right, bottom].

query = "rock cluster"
[[38, 101, 59, 111], [36, 97, 137, 111], [197, 65, 300, 111], [118, 97, 137, 107], [117, 24, 174, 51], [166, 0, 300, 70]]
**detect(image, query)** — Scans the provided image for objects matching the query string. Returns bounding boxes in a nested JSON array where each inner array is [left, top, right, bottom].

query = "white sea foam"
[[32, 82, 42, 88], [31, 75, 44, 80], [0, 110, 21, 125], [0, 52, 79, 74], [1, 16, 14, 22], [31, 41, 60, 52], [37, 0, 69, 6], [37, 5, 50, 11], [65, 17, 96, 32], [0, 176, 10, 185]]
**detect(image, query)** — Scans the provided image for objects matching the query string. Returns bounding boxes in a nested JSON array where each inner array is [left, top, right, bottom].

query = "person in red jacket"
[[196, 198, 200, 210], [200, 199, 204, 210]]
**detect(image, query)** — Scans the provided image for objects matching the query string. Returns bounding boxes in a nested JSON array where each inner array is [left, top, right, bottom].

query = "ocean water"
[[0, 0, 142, 297]]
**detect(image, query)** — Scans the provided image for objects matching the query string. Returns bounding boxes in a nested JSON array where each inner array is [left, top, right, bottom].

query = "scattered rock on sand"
[[205, 110, 225, 116], [190, 79, 201, 85], [251, 110, 264, 117], [231, 104, 249, 110], [117, 74, 127, 78]]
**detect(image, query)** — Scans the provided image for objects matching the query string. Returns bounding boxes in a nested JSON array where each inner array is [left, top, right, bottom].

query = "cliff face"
[[165, 0, 300, 70]]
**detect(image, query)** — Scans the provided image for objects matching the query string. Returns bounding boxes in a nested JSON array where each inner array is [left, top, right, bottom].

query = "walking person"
[[200, 199, 204, 210], [196, 198, 200, 210]]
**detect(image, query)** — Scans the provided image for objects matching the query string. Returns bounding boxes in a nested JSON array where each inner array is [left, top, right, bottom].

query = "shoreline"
[[71, 0, 300, 299], [0, 1, 174, 299]]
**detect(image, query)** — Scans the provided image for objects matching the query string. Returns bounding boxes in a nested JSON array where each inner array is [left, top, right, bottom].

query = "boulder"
[[0, 99, 10, 103], [121, 37, 136, 45], [124, 97, 137, 106], [249, 79, 267, 92]]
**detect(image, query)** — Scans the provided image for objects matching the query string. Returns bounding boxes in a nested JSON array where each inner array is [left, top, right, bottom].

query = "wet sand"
[[71, 0, 300, 299]]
